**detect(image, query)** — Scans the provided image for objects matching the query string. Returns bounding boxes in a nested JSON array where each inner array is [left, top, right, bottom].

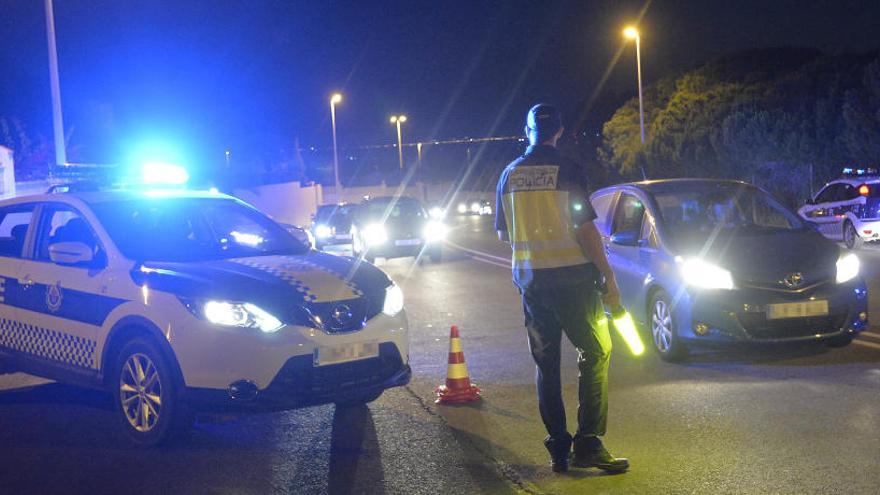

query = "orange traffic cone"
[[435, 325, 481, 404]]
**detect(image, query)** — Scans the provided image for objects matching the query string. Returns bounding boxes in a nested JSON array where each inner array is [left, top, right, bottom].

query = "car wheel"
[[825, 334, 854, 348], [649, 290, 687, 362], [112, 337, 192, 446], [335, 390, 383, 408], [844, 221, 864, 250]]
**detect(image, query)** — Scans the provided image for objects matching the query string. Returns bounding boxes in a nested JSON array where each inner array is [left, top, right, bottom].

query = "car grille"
[[736, 312, 848, 339], [269, 343, 403, 397], [294, 296, 383, 334]]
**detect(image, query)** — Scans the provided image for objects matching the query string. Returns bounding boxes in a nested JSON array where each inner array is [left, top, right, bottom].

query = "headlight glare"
[[362, 223, 388, 246], [315, 224, 332, 239], [836, 253, 860, 284], [457, 203, 468, 214], [679, 258, 734, 290], [383, 284, 404, 316], [424, 221, 448, 242], [203, 300, 283, 333]]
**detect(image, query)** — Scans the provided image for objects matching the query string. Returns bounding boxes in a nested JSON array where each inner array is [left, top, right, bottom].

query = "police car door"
[[0, 203, 38, 357], [12, 203, 111, 373], [800, 184, 847, 240], [607, 193, 646, 311]]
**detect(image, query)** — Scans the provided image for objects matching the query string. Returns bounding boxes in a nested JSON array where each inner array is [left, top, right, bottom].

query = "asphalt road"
[[1, 216, 880, 494]]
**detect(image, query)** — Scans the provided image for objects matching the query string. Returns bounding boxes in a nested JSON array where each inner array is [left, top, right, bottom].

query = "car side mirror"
[[49, 242, 94, 266], [610, 230, 640, 247]]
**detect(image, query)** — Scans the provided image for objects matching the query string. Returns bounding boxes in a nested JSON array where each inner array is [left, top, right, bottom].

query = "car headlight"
[[836, 253, 860, 284], [362, 223, 388, 246], [424, 221, 448, 242], [457, 203, 468, 214], [679, 258, 734, 290], [429, 206, 445, 219], [315, 224, 332, 239], [203, 301, 283, 333], [470, 202, 480, 213], [383, 284, 404, 316]]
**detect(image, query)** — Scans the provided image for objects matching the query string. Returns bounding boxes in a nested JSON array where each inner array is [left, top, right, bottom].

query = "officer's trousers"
[[521, 277, 612, 443]]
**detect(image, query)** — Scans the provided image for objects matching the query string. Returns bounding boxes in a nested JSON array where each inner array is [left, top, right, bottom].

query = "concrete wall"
[[0, 146, 15, 198], [232, 182, 324, 226]]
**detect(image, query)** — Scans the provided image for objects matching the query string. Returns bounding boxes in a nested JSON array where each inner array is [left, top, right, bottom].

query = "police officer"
[[495, 104, 628, 473]]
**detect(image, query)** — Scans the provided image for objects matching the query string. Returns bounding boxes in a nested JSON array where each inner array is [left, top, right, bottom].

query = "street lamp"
[[44, 0, 66, 166], [623, 26, 646, 144], [390, 115, 407, 170], [330, 93, 343, 202]]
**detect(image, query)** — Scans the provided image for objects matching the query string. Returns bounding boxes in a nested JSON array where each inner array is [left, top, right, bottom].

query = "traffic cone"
[[435, 325, 481, 404]]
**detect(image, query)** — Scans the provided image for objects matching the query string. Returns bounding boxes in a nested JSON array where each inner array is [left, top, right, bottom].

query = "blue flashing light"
[[142, 162, 189, 185]]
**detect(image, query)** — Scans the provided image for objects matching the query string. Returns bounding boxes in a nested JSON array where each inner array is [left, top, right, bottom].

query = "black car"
[[311, 203, 356, 250], [352, 196, 446, 263]]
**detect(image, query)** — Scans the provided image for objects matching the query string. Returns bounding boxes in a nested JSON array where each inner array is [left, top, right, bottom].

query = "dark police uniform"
[[495, 143, 612, 459]]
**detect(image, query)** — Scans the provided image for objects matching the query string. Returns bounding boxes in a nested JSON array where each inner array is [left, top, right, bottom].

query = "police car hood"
[[132, 251, 391, 325], [670, 227, 839, 287]]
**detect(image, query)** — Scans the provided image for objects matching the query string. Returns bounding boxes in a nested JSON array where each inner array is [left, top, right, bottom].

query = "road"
[[1, 216, 879, 494]]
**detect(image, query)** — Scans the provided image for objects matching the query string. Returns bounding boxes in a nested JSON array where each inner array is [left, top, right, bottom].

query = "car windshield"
[[652, 183, 803, 237], [90, 197, 309, 262], [315, 204, 355, 223], [362, 199, 426, 220]]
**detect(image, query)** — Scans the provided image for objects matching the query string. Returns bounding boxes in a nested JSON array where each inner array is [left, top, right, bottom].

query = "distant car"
[[352, 196, 445, 263], [798, 170, 880, 250], [593, 179, 868, 362], [311, 203, 356, 250], [455, 199, 492, 216]]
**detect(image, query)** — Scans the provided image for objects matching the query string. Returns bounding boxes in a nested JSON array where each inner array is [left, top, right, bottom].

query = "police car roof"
[[4, 188, 236, 205]]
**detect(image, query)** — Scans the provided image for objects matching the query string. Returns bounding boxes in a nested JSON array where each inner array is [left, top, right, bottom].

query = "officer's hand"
[[602, 278, 621, 309]]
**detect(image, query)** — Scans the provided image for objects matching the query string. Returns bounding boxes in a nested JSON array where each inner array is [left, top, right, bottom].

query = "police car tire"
[[844, 221, 864, 250], [824, 334, 854, 348], [649, 290, 687, 363], [335, 390, 383, 408], [112, 337, 192, 446]]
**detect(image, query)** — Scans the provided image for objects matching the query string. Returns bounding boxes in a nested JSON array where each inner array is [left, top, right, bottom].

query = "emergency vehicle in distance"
[[799, 168, 880, 250], [0, 181, 411, 445]]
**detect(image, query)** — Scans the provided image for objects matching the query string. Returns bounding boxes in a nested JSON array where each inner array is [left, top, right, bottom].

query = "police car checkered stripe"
[[0, 317, 96, 368], [0, 277, 5, 303], [232, 255, 363, 302]]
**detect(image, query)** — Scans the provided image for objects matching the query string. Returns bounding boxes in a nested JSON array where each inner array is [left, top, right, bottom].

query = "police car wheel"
[[112, 337, 191, 445], [844, 221, 864, 250], [824, 334, 854, 348], [334, 390, 383, 408], [649, 290, 687, 362]]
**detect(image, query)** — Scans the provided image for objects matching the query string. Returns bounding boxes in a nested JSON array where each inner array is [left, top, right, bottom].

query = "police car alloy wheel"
[[650, 290, 687, 362], [112, 337, 191, 445], [844, 221, 864, 250]]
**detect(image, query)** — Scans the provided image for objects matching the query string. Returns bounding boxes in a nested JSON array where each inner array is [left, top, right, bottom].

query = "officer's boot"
[[543, 434, 572, 473], [571, 434, 629, 472]]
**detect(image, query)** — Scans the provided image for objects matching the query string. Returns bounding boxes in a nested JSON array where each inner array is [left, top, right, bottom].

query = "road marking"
[[853, 339, 880, 350], [861, 331, 880, 341], [444, 239, 511, 268]]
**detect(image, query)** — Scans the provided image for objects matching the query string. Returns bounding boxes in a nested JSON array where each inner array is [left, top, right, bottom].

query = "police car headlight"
[[363, 223, 388, 246], [315, 224, 332, 239], [382, 284, 404, 316], [203, 301, 284, 333], [424, 221, 448, 242], [836, 253, 860, 284], [679, 258, 734, 290]]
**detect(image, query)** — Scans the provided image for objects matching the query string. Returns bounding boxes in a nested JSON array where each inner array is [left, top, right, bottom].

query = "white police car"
[[0, 187, 410, 445], [799, 168, 880, 250]]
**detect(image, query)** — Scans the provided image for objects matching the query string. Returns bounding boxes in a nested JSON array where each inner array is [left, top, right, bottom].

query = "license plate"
[[315, 342, 379, 366], [395, 238, 421, 246], [767, 300, 829, 319]]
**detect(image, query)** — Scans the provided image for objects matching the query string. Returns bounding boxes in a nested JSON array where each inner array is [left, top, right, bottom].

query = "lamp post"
[[390, 115, 407, 169], [623, 26, 645, 144], [330, 93, 342, 202], [44, 0, 66, 166]]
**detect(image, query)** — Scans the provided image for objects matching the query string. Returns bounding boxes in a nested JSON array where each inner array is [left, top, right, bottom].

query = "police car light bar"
[[842, 167, 879, 177]]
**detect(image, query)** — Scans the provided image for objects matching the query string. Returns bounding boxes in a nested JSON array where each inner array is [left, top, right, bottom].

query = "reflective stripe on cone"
[[435, 325, 481, 405]]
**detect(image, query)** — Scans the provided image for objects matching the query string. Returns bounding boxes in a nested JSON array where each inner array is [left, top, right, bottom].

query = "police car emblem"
[[46, 282, 63, 312], [330, 304, 353, 326], [782, 272, 805, 289]]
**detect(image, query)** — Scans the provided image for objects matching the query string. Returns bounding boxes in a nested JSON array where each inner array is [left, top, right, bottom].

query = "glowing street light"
[[390, 115, 407, 170], [623, 26, 646, 144], [330, 93, 343, 202]]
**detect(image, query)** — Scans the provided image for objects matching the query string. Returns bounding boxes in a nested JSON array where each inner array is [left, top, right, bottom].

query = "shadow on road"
[[326, 403, 386, 495]]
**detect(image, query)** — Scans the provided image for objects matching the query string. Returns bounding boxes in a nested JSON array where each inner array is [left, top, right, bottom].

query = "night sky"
[[1, 0, 879, 164]]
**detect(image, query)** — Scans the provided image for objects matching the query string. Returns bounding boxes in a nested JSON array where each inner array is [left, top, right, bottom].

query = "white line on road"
[[860, 331, 880, 341], [853, 339, 880, 350], [444, 239, 511, 268]]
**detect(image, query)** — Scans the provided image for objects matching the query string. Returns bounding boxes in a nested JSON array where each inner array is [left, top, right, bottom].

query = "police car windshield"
[[652, 184, 803, 237], [91, 198, 309, 261]]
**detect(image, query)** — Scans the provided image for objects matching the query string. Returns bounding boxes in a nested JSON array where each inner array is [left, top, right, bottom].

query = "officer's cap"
[[526, 104, 563, 142]]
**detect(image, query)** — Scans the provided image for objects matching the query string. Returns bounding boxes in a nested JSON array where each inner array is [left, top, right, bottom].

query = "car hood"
[[669, 228, 840, 288], [131, 251, 391, 326]]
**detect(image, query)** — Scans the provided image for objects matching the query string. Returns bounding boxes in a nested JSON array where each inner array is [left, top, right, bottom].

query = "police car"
[[0, 186, 410, 445], [798, 168, 880, 250]]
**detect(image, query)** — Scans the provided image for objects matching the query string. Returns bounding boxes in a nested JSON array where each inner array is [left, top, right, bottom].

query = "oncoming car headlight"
[[315, 224, 332, 239], [836, 253, 860, 284], [678, 258, 734, 290], [383, 284, 404, 316], [203, 301, 284, 333], [457, 203, 468, 214], [362, 223, 388, 246], [424, 221, 448, 242]]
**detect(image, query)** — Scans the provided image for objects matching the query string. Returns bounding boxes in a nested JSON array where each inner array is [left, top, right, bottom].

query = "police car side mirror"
[[610, 230, 639, 247], [48, 242, 94, 266]]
